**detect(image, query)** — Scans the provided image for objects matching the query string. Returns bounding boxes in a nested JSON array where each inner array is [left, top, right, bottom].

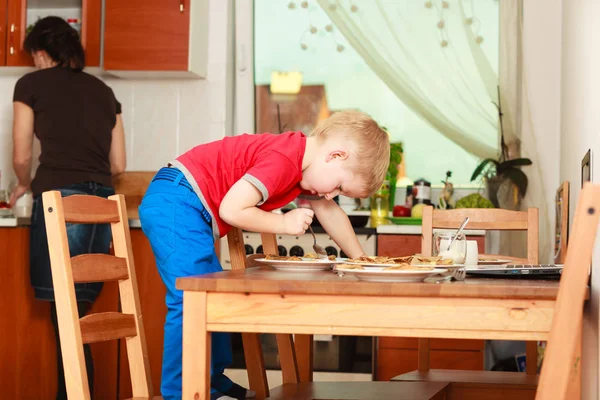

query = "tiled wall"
[[0, 0, 232, 189]]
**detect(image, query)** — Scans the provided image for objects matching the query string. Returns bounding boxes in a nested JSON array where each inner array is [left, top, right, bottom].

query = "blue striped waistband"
[[152, 167, 212, 226]]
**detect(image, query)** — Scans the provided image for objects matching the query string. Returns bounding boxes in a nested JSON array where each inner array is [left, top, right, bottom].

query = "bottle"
[[67, 18, 81, 35], [370, 180, 390, 227]]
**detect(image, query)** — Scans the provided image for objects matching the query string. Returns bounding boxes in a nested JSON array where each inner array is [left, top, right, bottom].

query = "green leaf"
[[470, 159, 497, 182], [502, 168, 529, 196], [388, 142, 403, 179], [497, 158, 532, 174]]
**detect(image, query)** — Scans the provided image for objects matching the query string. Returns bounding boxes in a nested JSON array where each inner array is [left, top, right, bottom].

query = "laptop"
[[466, 264, 563, 279]]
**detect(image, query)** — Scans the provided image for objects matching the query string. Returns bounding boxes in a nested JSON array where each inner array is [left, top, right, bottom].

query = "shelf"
[[27, 0, 81, 9]]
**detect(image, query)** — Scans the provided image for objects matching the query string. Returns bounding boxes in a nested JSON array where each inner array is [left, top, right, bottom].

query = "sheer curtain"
[[318, 0, 551, 262], [316, 0, 499, 159]]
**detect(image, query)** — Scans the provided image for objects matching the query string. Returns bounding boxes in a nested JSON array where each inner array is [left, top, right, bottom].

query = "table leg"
[[294, 334, 314, 382], [182, 291, 211, 400]]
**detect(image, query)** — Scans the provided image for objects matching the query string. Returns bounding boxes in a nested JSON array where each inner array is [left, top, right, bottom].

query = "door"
[[104, 0, 190, 71]]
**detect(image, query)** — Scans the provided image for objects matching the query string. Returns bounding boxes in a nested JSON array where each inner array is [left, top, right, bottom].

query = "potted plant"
[[470, 87, 532, 208]]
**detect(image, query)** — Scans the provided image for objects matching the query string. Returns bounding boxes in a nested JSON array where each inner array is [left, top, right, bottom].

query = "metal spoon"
[[308, 225, 328, 259], [447, 217, 469, 251]]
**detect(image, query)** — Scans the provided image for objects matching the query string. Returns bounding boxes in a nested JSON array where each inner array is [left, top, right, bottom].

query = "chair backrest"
[[554, 181, 570, 264], [43, 191, 153, 400], [421, 206, 539, 263], [536, 183, 600, 400]]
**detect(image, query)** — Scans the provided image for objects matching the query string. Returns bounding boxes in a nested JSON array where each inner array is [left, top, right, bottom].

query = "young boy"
[[139, 111, 390, 400]]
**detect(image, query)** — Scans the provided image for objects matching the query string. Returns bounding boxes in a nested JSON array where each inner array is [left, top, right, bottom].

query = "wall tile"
[[128, 82, 179, 170]]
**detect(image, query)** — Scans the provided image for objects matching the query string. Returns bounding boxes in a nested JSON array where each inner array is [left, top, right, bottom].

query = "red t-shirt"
[[172, 131, 306, 238]]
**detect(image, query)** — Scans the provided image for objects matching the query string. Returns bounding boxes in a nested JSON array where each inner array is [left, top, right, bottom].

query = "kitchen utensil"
[[308, 225, 328, 259], [434, 232, 467, 264], [447, 217, 469, 251]]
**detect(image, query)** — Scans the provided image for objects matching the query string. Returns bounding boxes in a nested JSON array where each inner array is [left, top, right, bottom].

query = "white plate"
[[336, 267, 445, 282], [255, 257, 339, 271], [0, 208, 13, 217], [478, 259, 512, 265]]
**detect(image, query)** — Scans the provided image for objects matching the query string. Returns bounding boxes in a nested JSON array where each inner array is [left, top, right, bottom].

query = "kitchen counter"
[[0, 216, 141, 228], [0, 216, 31, 227], [377, 224, 486, 236]]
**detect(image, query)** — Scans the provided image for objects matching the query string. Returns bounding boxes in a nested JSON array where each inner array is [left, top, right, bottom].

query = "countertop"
[[0, 217, 31, 227], [377, 224, 486, 236], [0, 218, 484, 236]]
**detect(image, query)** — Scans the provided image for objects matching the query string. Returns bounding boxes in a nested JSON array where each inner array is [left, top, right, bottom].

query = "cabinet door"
[[0, 1, 6, 65], [104, 0, 190, 71], [81, 0, 102, 67], [6, 0, 32, 66], [7, 0, 102, 67]]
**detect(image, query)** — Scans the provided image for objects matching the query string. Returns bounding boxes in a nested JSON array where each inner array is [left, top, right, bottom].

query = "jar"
[[413, 178, 432, 205], [370, 180, 390, 227], [433, 231, 467, 264]]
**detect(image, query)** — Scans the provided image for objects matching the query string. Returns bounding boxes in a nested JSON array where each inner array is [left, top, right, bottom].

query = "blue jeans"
[[139, 168, 233, 400], [30, 182, 114, 302]]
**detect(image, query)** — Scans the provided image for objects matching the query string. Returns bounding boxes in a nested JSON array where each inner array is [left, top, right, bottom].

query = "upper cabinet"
[[103, 0, 208, 78], [5, 0, 102, 67]]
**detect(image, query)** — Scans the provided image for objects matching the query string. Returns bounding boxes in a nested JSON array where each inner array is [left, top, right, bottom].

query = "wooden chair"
[[394, 206, 540, 399], [536, 182, 599, 399], [226, 228, 450, 400], [43, 191, 160, 400]]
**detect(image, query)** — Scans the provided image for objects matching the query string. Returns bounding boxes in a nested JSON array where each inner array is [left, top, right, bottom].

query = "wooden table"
[[176, 267, 564, 400]]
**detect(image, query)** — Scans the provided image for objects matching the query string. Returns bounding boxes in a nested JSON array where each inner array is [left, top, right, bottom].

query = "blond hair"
[[310, 111, 390, 197]]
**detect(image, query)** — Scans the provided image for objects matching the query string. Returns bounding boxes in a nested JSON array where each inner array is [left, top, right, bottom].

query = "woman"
[[10, 16, 125, 399]]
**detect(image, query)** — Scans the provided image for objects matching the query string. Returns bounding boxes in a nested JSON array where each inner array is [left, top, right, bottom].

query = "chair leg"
[[418, 339, 430, 372], [242, 333, 269, 399], [276, 334, 300, 383], [565, 319, 583, 399], [526, 341, 538, 375], [294, 334, 314, 382]]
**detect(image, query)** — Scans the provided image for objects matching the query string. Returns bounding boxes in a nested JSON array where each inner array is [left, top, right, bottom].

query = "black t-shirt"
[[13, 67, 122, 195]]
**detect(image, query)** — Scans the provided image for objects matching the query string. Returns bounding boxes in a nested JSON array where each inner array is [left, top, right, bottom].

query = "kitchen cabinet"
[[103, 0, 208, 78], [375, 233, 486, 381], [0, 227, 119, 399], [5, 0, 102, 67]]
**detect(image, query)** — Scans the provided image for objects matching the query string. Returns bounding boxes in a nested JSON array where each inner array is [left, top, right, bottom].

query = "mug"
[[13, 191, 33, 218], [465, 240, 479, 265]]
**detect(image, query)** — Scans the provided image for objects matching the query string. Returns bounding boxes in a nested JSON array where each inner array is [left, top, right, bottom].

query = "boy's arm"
[[220, 179, 314, 235], [309, 198, 366, 259]]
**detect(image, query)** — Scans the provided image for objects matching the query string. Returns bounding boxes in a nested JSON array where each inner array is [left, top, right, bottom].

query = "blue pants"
[[139, 168, 233, 400]]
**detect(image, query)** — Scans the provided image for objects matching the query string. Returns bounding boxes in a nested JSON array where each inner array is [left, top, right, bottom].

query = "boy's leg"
[[139, 178, 236, 399]]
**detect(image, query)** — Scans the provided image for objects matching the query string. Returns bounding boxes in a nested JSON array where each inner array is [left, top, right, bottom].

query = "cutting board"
[[112, 171, 156, 219]]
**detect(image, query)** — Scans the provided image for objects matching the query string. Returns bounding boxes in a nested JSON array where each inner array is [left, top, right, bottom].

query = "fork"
[[425, 267, 466, 283], [308, 225, 329, 259]]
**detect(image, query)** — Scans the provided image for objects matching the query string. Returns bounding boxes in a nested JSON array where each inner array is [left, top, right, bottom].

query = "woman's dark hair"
[[24, 16, 85, 71]]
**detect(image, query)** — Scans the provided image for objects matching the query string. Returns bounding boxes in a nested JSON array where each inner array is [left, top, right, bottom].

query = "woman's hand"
[[9, 184, 29, 206]]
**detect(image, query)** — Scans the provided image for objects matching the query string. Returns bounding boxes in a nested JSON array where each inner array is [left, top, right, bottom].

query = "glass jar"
[[370, 180, 390, 227], [433, 231, 467, 264], [0, 189, 13, 217]]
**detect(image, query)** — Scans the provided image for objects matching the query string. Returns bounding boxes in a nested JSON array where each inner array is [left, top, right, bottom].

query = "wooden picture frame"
[[554, 182, 570, 264]]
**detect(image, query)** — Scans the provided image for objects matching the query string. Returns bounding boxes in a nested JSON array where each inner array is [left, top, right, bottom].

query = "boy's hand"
[[282, 208, 314, 235]]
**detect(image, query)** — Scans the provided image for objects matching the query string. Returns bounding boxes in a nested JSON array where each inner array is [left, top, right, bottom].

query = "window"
[[235, 0, 500, 187]]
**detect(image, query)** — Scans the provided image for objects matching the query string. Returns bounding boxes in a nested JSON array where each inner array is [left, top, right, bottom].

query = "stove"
[[219, 231, 376, 269]]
